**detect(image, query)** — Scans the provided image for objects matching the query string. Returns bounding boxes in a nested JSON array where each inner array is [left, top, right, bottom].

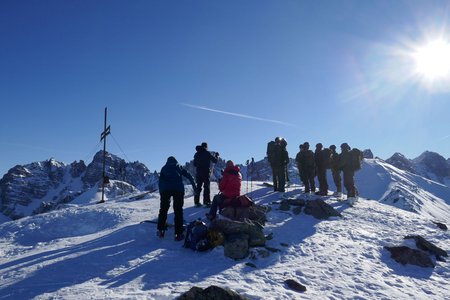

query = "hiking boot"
[[174, 233, 185, 241], [347, 197, 358, 206], [157, 230, 165, 238], [194, 203, 202, 207], [204, 202, 211, 208], [333, 192, 342, 197]]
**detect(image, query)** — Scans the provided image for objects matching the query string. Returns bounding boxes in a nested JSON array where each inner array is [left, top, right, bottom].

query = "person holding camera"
[[193, 142, 219, 206]]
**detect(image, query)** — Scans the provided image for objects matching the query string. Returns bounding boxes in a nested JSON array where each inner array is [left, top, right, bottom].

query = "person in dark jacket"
[[269, 137, 289, 193], [329, 145, 342, 196], [296, 142, 316, 193], [339, 143, 358, 204], [315, 143, 328, 196], [206, 160, 242, 220], [193, 142, 219, 206], [157, 156, 197, 241]]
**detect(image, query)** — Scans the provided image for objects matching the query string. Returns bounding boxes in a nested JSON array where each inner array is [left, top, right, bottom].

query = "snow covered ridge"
[[386, 150, 450, 184], [0, 183, 448, 299], [1, 150, 449, 222], [0, 151, 158, 220]]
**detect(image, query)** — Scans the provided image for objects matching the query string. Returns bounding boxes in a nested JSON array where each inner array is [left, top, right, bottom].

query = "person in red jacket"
[[206, 160, 242, 220]]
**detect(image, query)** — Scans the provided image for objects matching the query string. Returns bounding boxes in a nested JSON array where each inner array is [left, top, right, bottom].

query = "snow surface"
[[0, 182, 449, 299]]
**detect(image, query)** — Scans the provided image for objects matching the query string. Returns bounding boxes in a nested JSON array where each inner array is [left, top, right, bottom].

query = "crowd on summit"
[[267, 137, 363, 203], [156, 139, 363, 241]]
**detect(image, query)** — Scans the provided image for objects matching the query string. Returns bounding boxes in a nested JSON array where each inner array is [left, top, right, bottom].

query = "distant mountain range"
[[0, 151, 158, 219], [1, 149, 449, 221], [386, 151, 450, 185]]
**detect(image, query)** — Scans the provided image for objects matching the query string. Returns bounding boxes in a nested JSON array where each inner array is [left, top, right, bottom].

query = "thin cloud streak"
[[439, 134, 450, 141], [181, 103, 296, 127]]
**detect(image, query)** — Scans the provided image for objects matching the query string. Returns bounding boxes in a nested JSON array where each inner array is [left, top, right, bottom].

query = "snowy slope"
[[0, 182, 448, 299], [356, 159, 450, 221]]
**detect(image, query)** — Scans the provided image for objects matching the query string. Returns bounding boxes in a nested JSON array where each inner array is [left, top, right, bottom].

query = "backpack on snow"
[[321, 148, 333, 169], [350, 148, 364, 171], [183, 220, 211, 251]]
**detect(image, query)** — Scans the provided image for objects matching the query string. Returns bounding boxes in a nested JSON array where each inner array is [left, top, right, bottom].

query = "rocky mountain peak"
[[412, 151, 450, 181], [386, 152, 415, 173]]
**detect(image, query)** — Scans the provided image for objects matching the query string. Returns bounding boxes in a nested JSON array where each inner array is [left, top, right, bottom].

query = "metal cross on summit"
[[99, 107, 111, 203]]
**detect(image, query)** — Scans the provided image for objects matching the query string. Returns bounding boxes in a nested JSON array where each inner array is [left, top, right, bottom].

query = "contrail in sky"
[[439, 134, 450, 141], [181, 103, 296, 127]]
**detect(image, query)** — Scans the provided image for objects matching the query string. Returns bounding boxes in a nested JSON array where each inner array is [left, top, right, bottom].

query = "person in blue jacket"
[[157, 156, 197, 241]]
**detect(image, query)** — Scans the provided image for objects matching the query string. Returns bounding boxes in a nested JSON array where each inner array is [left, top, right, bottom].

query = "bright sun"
[[413, 39, 450, 80]]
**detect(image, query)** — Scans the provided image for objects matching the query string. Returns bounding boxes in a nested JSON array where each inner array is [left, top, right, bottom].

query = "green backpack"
[[350, 148, 364, 171]]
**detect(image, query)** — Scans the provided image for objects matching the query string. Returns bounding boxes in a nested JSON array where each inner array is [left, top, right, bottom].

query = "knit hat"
[[201, 142, 208, 149]]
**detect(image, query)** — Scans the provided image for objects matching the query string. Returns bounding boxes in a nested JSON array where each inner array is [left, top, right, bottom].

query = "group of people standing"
[[156, 142, 242, 241], [267, 137, 360, 201], [157, 138, 361, 241]]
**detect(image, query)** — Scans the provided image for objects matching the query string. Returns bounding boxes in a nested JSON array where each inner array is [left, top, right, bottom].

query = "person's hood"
[[166, 156, 178, 165], [225, 165, 240, 173]]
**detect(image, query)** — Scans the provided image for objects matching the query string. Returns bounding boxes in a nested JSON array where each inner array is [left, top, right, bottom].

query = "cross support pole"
[[99, 107, 110, 203]]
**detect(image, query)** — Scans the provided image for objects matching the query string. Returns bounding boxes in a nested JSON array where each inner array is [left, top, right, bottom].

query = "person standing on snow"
[[206, 160, 242, 220], [339, 143, 358, 204], [315, 143, 329, 196], [193, 142, 219, 207], [329, 144, 342, 197], [297, 142, 316, 193], [269, 137, 289, 193], [157, 156, 197, 241]]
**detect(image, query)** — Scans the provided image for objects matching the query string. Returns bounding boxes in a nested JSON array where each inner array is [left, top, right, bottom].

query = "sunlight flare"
[[413, 39, 450, 81]]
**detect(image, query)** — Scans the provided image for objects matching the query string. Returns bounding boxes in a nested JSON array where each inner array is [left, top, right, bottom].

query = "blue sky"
[[1, 0, 450, 176]]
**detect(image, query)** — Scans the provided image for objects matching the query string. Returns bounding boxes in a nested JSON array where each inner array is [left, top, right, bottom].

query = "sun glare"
[[413, 39, 450, 81]]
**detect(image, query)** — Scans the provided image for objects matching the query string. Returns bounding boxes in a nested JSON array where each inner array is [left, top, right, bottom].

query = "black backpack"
[[350, 148, 363, 171], [267, 141, 276, 163], [322, 148, 333, 169], [183, 220, 211, 251]]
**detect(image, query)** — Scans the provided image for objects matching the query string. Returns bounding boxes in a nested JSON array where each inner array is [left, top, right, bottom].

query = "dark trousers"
[[331, 168, 342, 193], [195, 173, 211, 204], [301, 168, 316, 193], [208, 194, 226, 217], [272, 165, 286, 192], [343, 169, 356, 197], [317, 167, 328, 194], [158, 190, 184, 235]]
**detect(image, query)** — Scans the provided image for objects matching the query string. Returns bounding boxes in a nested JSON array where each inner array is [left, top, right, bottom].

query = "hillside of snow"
[[356, 159, 450, 221], [0, 181, 448, 299]]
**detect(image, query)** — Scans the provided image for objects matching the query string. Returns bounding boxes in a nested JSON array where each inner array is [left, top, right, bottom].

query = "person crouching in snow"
[[206, 160, 242, 220], [157, 156, 197, 241]]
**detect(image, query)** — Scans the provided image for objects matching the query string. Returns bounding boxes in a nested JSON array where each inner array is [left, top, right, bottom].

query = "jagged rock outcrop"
[[413, 151, 450, 183], [363, 149, 374, 159], [386, 153, 416, 173], [0, 151, 158, 219], [404, 235, 448, 261], [303, 199, 342, 219], [0, 159, 69, 219], [385, 246, 435, 268], [178, 285, 249, 300], [386, 151, 450, 184], [70, 160, 86, 178]]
